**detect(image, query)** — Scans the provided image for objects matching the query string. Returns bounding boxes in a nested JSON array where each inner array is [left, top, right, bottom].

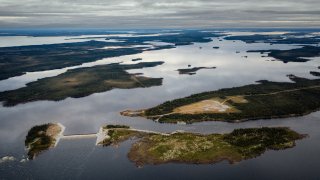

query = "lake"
[[0, 31, 319, 180]]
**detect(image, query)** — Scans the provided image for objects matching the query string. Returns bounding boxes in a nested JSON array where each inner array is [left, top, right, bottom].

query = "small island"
[[121, 75, 320, 123], [177, 66, 216, 75], [25, 123, 63, 159], [132, 58, 142, 62], [310, 71, 320, 77], [97, 125, 305, 166]]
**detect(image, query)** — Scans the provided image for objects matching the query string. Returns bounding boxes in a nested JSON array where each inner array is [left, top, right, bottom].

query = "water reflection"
[[0, 32, 320, 179]]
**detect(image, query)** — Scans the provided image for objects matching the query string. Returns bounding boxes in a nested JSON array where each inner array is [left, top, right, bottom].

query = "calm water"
[[0, 32, 319, 179]]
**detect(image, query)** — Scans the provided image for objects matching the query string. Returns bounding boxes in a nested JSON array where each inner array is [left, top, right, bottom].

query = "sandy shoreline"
[[54, 123, 66, 147]]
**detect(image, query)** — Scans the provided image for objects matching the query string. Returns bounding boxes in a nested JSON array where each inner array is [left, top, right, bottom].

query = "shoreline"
[[54, 123, 66, 147], [96, 127, 107, 145]]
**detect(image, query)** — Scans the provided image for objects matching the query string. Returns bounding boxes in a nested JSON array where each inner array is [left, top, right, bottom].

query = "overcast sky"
[[0, 0, 319, 28]]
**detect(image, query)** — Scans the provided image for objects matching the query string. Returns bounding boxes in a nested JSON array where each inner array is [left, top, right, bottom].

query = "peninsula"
[[121, 75, 320, 123]]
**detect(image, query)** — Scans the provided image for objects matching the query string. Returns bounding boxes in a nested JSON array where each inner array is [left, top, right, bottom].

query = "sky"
[[0, 0, 319, 28]]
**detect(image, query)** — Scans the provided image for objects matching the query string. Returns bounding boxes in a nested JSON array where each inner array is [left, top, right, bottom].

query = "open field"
[[173, 98, 240, 114]]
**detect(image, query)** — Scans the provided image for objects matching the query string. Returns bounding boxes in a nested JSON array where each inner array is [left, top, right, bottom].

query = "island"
[[224, 32, 320, 63], [177, 66, 216, 75], [0, 30, 223, 80], [248, 46, 320, 63], [97, 125, 305, 166], [224, 33, 320, 45], [132, 58, 142, 62], [0, 61, 164, 106], [121, 75, 320, 123], [310, 71, 320, 77], [25, 123, 63, 159], [110, 30, 221, 46], [224, 33, 320, 63]]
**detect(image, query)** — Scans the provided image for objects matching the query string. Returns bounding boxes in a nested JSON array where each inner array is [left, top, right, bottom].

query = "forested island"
[[121, 75, 320, 123], [177, 66, 216, 75], [25, 123, 63, 159], [310, 71, 320, 77], [248, 46, 320, 63], [98, 125, 305, 166], [224, 33, 320, 44], [132, 58, 143, 62], [224, 33, 320, 63], [0, 61, 164, 106]]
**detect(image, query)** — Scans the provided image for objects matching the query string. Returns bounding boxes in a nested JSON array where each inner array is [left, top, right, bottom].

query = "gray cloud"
[[0, 0, 319, 28]]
